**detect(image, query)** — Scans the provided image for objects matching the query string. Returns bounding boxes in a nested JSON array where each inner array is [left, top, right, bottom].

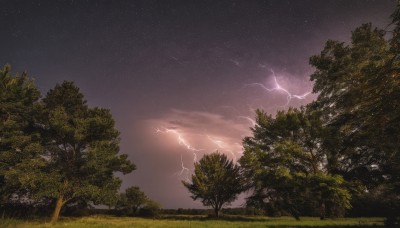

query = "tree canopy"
[[0, 65, 42, 204], [1, 79, 136, 223], [116, 186, 161, 216], [309, 9, 400, 222], [182, 152, 245, 217], [239, 108, 351, 219]]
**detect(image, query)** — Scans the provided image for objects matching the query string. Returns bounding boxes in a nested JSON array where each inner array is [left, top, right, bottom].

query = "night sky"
[[0, 0, 396, 209]]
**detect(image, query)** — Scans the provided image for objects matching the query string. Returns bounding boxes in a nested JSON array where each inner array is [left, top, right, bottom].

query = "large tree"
[[7, 81, 135, 223], [309, 5, 400, 221], [239, 108, 351, 219], [0, 65, 42, 204], [182, 152, 245, 218]]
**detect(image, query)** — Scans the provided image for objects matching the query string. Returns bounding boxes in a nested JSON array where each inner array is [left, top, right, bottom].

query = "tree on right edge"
[[182, 152, 245, 218], [239, 108, 352, 220], [309, 3, 400, 224]]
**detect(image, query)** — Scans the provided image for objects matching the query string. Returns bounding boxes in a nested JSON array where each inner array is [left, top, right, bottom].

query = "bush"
[[138, 200, 161, 217]]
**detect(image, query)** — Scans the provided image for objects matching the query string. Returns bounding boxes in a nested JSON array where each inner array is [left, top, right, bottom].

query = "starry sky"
[[0, 0, 396, 209]]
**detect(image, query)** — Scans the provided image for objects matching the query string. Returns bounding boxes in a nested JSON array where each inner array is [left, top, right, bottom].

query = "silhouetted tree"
[[239, 108, 351, 219], [182, 152, 245, 218], [6, 81, 136, 223], [309, 4, 400, 223], [0, 65, 42, 205], [116, 186, 150, 215]]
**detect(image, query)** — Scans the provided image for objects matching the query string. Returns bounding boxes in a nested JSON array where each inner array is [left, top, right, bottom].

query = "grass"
[[0, 215, 385, 228]]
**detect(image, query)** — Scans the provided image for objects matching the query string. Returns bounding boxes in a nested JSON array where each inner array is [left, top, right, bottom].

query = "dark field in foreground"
[[0, 215, 384, 227]]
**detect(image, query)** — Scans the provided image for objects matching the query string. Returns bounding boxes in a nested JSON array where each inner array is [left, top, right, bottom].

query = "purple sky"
[[0, 0, 396, 208]]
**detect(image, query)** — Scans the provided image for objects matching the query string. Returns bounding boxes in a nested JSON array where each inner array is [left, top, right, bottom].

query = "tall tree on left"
[[6, 81, 136, 223], [0, 65, 42, 204]]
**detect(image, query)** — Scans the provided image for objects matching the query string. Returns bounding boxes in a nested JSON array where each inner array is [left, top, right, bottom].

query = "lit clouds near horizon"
[[146, 69, 316, 180]]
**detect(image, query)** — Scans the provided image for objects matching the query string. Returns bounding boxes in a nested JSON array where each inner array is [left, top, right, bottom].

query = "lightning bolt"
[[207, 135, 237, 161], [246, 69, 311, 106], [155, 125, 248, 180], [156, 127, 202, 179], [238, 116, 257, 126], [156, 127, 202, 155], [168, 55, 183, 65], [179, 154, 190, 182], [207, 135, 225, 149], [229, 59, 241, 67]]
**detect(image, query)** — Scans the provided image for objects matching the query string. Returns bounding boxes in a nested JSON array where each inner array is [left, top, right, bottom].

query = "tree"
[[0, 65, 42, 204], [6, 81, 135, 223], [239, 108, 351, 219], [116, 186, 149, 216], [137, 199, 161, 217], [182, 152, 245, 218], [309, 5, 400, 222]]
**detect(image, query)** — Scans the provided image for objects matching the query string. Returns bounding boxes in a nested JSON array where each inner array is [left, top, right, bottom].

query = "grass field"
[[0, 215, 385, 228]]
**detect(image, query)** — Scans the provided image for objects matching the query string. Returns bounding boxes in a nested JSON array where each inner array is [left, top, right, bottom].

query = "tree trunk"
[[214, 206, 219, 218], [319, 201, 326, 220], [51, 195, 64, 224]]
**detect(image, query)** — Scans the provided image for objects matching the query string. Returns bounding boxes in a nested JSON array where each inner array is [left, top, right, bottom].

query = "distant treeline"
[[1, 203, 392, 219]]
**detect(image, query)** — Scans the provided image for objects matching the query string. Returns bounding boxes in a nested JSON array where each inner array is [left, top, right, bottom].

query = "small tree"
[[116, 186, 149, 215], [138, 199, 161, 217], [182, 152, 245, 218]]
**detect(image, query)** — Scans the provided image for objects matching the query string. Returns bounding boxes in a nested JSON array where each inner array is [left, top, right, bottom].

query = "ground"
[[0, 215, 385, 227]]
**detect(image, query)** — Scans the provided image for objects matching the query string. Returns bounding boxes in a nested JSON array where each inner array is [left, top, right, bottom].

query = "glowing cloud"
[[148, 109, 252, 179]]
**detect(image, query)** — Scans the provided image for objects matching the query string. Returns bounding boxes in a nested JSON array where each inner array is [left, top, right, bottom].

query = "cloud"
[[146, 109, 253, 162], [122, 109, 254, 208], [133, 71, 315, 209]]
